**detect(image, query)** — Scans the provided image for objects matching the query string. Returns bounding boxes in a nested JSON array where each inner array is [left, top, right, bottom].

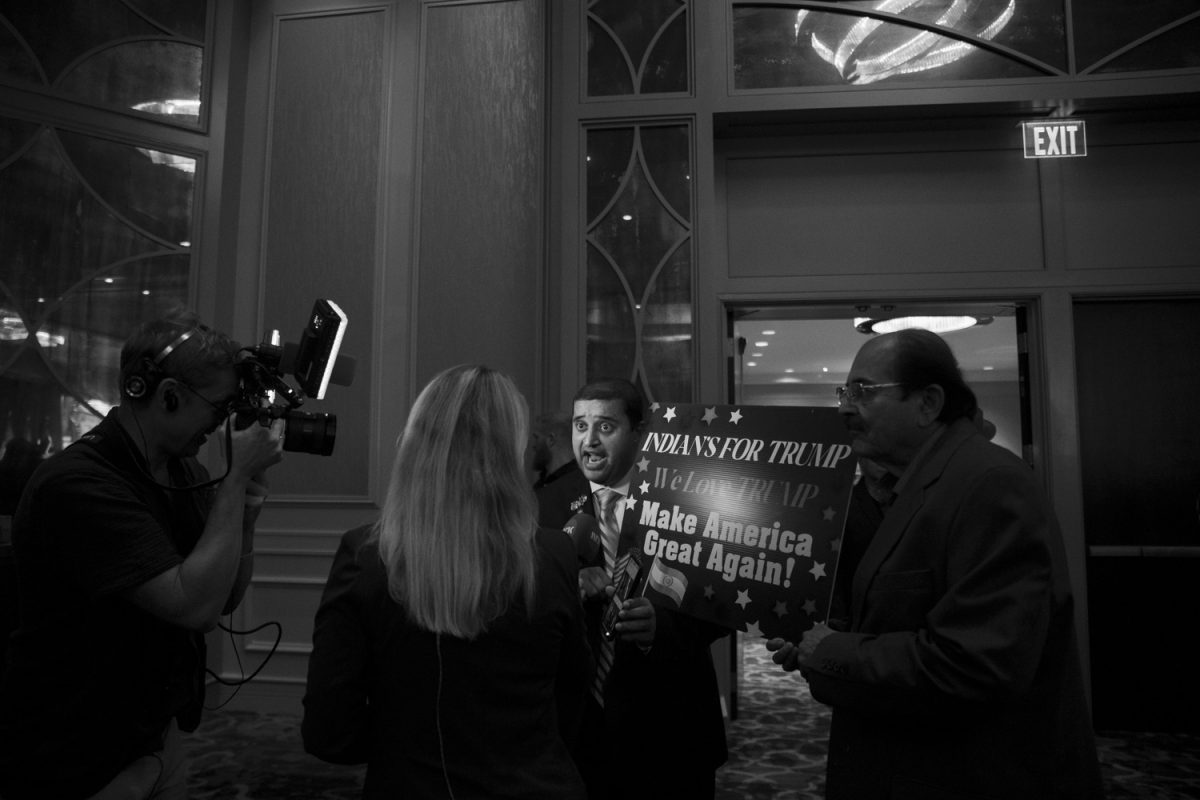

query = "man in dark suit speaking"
[[541, 378, 727, 800], [768, 328, 1103, 800]]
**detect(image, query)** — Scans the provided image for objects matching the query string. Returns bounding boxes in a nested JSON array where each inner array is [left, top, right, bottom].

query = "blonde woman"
[[303, 365, 589, 798]]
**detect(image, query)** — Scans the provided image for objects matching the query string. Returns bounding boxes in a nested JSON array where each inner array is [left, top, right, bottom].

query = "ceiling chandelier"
[[795, 0, 1016, 85]]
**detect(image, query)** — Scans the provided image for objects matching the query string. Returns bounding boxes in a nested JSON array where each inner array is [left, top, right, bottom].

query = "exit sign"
[[1022, 119, 1087, 158]]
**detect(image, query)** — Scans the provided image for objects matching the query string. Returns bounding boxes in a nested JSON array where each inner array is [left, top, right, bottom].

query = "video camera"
[[234, 299, 354, 456]]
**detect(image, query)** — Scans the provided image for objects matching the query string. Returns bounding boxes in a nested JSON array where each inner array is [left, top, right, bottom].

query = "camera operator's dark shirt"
[[0, 411, 212, 799]]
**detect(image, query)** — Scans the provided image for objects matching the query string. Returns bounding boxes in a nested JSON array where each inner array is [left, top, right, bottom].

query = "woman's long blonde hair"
[[377, 365, 537, 638]]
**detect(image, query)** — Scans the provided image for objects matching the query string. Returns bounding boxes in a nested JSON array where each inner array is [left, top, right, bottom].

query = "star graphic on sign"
[[637, 457, 650, 472], [639, 480, 650, 494], [663, 406, 677, 422], [703, 585, 716, 600], [729, 409, 743, 424], [809, 562, 827, 580], [830, 536, 842, 553], [803, 599, 818, 616], [650, 402, 660, 413], [823, 506, 837, 522], [701, 407, 718, 425], [773, 600, 789, 617], [624, 496, 637, 512], [735, 589, 751, 609], [744, 620, 763, 639]]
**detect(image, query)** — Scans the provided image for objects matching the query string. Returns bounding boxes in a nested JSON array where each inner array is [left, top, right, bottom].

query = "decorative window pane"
[[587, 127, 636, 223], [585, 243, 638, 382], [0, 117, 193, 457], [640, 246, 692, 404], [60, 41, 204, 127], [0, 0, 207, 127], [124, 0, 208, 41], [1090, 17, 1200, 74], [585, 123, 694, 404], [733, 1, 1066, 90], [1073, 0, 1198, 72], [587, 0, 689, 97]]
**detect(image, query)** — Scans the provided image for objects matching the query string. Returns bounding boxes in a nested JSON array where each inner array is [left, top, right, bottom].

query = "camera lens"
[[282, 411, 337, 456]]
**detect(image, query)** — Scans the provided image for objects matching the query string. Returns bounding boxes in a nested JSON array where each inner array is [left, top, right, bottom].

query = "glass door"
[[722, 300, 1030, 722], [729, 302, 1027, 460]]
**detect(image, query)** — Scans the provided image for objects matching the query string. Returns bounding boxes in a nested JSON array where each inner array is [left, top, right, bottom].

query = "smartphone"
[[601, 550, 645, 641]]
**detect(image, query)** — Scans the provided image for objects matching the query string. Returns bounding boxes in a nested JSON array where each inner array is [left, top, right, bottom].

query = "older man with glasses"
[[768, 327, 1103, 800]]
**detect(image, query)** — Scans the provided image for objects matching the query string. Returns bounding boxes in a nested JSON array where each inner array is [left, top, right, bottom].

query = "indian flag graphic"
[[646, 557, 687, 606]]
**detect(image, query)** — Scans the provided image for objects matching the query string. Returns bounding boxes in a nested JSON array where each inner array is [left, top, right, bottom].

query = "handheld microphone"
[[562, 511, 602, 567]]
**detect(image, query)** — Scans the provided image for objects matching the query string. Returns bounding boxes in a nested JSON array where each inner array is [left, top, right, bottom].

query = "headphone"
[[123, 328, 198, 404]]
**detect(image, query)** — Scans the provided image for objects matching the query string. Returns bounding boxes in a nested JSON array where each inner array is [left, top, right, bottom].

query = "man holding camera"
[[0, 311, 284, 799]]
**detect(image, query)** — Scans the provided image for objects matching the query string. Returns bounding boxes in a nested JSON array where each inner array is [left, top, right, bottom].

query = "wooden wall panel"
[[415, 0, 544, 396], [261, 8, 385, 500], [210, 526, 352, 706], [221, 0, 547, 711], [1060, 140, 1200, 270], [218, 2, 394, 710], [725, 149, 1044, 278]]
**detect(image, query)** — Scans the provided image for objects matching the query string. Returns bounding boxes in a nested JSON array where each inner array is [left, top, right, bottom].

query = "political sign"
[[624, 402, 857, 641]]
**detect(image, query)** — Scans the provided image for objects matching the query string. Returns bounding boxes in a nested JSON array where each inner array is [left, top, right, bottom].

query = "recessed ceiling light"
[[755, 341, 769, 347], [763, 330, 776, 335], [747, 362, 757, 367], [855, 315, 992, 334], [751, 352, 763, 357]]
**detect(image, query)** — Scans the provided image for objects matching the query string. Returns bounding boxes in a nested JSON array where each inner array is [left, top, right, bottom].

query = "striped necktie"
[[596, 487, 621, 574], [592, 487, 622, 705]]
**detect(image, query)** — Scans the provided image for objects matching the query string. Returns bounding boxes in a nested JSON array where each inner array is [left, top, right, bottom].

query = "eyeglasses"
[[179, 381, 238, 419], [835, 381, 904, 404]]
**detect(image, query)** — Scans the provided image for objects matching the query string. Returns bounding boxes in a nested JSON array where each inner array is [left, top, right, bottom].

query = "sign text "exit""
[[1022, 120, 1087, 159]]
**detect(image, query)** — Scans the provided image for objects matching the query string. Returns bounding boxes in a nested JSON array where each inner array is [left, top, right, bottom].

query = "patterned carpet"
[[184, 644, 1200, 799]]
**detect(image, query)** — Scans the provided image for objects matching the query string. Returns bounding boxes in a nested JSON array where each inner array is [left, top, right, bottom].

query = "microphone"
[[562, 511, 602, 567]]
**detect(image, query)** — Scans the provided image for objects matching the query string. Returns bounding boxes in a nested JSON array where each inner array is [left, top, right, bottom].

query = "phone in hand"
[[601, 550, 645, 641]]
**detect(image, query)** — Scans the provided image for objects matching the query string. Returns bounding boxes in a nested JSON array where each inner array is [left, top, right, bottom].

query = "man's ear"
[[157, 377, 180, 413], [917, 384, 945, 426]]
